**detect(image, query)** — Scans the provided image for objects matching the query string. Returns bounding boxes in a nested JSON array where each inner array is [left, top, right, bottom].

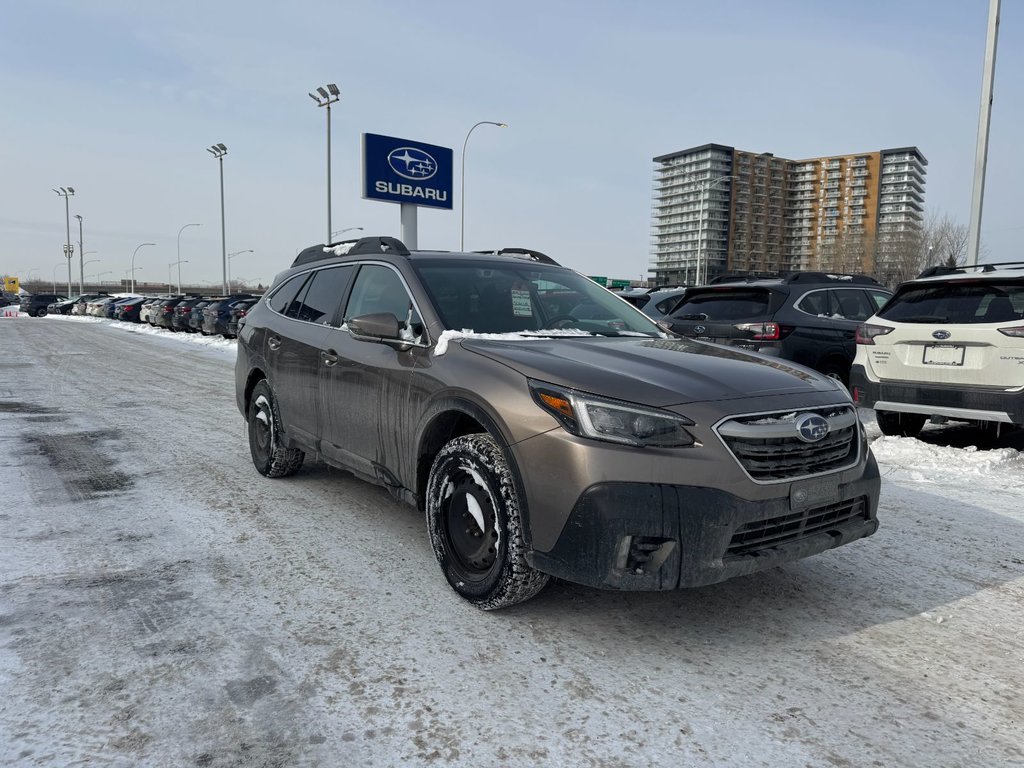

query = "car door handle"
[[321, 350, 339, 367], [267, 336, 281, 351]]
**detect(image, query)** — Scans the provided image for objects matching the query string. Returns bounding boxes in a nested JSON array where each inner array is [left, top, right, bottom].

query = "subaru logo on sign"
[[387, 147, 437, 180], [795, 413, 830, 443], [363, 133, 453, 210], [932, 330, 951, 340]]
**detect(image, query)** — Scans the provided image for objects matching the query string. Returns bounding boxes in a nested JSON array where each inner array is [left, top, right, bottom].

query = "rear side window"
[[879, 281, 1024, 324], [829, 289, 874, 321], [796, 290, 829, 317], [670, 289, 774, 321], [290, 265, 355, 325], [269, 274, 308, 315]]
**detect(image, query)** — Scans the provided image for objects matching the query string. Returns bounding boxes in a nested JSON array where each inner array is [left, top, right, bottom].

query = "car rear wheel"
[[247, 380, 304, 477], [425, 433, 549, 610], [819, 360, 850, 387], [37, 307, 47, 317], [876, 410, 927, 438]]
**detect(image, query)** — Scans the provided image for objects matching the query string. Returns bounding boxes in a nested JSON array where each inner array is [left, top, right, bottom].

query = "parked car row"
[[30, 292, 260, 338]]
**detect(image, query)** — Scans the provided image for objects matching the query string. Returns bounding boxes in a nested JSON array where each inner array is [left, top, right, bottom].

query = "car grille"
[[726, 497, 868, 558], [716, 405, 859, 482]]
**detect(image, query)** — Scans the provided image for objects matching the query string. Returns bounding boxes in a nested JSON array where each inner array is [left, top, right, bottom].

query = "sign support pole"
[[400, 204, 418, 250]]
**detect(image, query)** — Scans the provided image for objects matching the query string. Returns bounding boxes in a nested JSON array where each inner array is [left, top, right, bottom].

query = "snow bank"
[[47, 314, 237, 356]]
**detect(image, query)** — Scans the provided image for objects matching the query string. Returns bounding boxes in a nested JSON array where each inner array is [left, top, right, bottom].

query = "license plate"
[[922, 344, 965, 366]]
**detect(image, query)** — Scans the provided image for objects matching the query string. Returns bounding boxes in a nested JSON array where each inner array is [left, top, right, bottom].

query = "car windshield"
[[879, 281, 1024, 324], [669, 288, 775, 321], [414, 260, 662, 336]]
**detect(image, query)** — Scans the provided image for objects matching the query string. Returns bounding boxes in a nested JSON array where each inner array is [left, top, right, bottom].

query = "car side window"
[[867, 290, 891, 311], [830, 289, 874, 321], [289, 265, 355, 325], [797, 290, 830, 317], [269, 274, 308, 315], [345, 264, 423, 339]]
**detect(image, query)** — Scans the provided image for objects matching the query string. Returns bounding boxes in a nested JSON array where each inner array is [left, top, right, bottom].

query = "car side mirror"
[[348, 312, 402, 341]]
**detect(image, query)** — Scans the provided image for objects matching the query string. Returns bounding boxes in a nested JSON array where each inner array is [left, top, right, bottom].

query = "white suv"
[[850, 264, 1024, 437]]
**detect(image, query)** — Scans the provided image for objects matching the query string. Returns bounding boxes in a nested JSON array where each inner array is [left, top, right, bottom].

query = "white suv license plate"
[[922, 344, 965, 366]]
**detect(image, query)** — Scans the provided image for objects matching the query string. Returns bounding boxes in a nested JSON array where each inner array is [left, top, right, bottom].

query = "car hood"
[[460, 336, 837, 407]]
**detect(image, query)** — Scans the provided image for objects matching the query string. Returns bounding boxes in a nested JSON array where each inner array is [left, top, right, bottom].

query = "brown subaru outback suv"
[[236, 236, 880, 609]]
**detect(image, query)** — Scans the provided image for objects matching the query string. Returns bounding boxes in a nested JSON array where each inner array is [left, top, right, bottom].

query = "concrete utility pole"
[[967, 0, 1000, 265], [75, 215, 84, 295], [53, 187, 74, 296]]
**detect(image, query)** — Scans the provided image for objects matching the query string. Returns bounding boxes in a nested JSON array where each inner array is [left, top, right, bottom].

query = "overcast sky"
[[2, 0, 1021, 289]]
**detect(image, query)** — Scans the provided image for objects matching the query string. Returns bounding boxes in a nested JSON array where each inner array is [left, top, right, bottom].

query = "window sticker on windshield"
[[511, 289, 534, 317]]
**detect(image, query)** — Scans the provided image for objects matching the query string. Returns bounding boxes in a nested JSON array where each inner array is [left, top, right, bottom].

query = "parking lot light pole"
[[460, 121, 507, 251], [227, 249, 253, 292], [169, 260, 189, 294], [309, 84, 341, 244], [206, 144, 228, 293], [53, 187, 75, 296], [131, 243, 154, 294], [74, 214, 85, 295], [177, 223, 201, 296]]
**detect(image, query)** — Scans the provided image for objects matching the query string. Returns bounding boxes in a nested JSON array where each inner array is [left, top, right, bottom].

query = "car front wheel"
[[425, 433, 549, 610], [876, 410, 926, 438], [247, 380, 304, 477]]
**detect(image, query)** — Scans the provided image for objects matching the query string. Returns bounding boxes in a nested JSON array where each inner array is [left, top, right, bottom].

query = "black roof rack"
[[916, 261, 1024, 279], [781, 271, 881, 286], [472, 248, 561, 266], [291, 236, 410, 267]]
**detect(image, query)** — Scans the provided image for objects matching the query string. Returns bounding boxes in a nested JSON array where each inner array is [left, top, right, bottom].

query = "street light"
[[52, 186, 75, 296], [331, 227, 362, 239], [460, 121, 507, 250], [90, 271, 112, 285], [227, 249, 253, 292], [206, 143, 228, 293], [52, 262, 64, 294], [169, 260, 189, 294], [695, 174, 739, 285], [131, 243, 155, 294], [309, 83, 341, 243], [73, 214, 86, 295], [177, 222, 201, 296]]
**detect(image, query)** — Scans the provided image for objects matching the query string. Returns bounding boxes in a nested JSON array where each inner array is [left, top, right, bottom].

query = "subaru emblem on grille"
[[932, 330, 951, 340], [693, 325, 706, 335], [795, 413, 830, 443]]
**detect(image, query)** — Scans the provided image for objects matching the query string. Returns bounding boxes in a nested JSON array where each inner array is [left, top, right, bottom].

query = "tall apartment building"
[[651, 144, 927, 286]]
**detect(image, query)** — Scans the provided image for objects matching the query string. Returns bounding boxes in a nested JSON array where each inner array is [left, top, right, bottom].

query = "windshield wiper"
[[677, 313, 708, 321]]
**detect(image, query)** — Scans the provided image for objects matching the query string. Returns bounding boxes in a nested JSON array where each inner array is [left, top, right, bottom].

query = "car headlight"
[[529, 380, 695, 448]]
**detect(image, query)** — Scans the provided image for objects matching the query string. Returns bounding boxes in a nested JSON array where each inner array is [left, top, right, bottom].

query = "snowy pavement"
[[1, 317, 1022, 767]]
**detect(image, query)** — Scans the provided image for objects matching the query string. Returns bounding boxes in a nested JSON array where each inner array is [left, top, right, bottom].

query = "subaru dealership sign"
[[362, 133, 453, 210]]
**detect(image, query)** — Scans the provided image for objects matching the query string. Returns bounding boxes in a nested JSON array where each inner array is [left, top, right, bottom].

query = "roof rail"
[[781, 271, 881, 286], [291, 236, 410, 267], [709, 274, 758, 284], [916, 261, 1024, 278], [472, 248, 561, 266]]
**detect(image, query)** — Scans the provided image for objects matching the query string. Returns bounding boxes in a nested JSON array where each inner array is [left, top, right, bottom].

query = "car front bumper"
[[527, 465, 879, 590]]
